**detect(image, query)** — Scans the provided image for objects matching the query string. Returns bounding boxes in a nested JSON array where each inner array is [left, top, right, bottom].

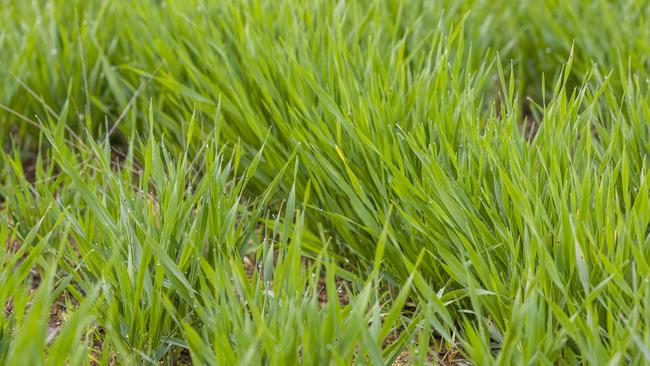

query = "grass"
[[1, 0, 649, 364]]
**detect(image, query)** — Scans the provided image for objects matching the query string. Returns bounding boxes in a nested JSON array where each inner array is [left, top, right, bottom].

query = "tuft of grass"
[[1, 0, 650, 364]]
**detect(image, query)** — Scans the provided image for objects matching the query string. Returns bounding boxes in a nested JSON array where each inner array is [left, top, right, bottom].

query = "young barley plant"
[[1, 0, 649, 364]]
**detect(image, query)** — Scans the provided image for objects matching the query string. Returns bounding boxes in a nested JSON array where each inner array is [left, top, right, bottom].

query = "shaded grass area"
[[1, 0, 650, 364]]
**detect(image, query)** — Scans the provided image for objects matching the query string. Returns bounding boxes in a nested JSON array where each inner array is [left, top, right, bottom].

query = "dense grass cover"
[[1, 0, 650, 364]]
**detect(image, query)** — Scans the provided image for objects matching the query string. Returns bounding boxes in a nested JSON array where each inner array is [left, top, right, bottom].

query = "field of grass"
[[1, 0, 650, 364]]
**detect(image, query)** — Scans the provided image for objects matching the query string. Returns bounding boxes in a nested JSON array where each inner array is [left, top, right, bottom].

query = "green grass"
[[1, 0, 650, 364]]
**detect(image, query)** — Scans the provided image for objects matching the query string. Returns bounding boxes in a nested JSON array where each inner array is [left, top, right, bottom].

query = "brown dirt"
[[521, 97, 541, 141]]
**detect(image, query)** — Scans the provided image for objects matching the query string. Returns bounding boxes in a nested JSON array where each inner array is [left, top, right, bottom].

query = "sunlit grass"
[[1, 0, 650, 364]]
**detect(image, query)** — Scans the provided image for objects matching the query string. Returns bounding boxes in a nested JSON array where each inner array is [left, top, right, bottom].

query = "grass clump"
[[1, 0, 650, 364]]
